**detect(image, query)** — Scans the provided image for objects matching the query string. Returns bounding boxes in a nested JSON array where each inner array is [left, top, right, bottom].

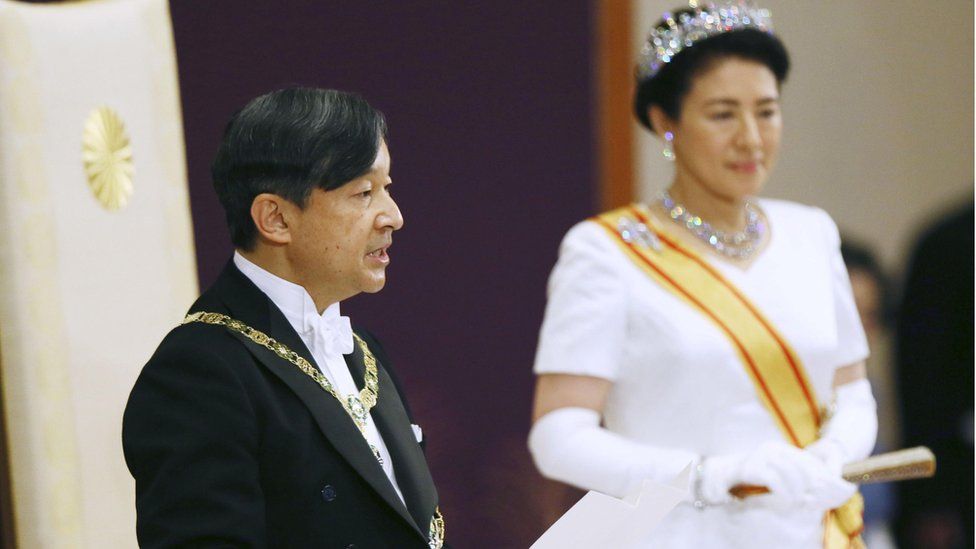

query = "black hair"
[[634, 13, 790, 132], [211, 87, 388, 250], [841, 236, 893, 330]]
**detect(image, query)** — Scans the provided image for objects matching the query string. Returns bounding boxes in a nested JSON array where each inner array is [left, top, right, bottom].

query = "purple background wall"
[[169, 2, 596, 546]]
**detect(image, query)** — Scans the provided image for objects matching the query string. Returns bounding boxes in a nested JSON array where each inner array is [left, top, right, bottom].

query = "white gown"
[[533, 198, 869, 548]]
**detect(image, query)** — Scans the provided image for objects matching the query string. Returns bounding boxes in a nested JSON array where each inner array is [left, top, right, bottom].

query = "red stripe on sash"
[[628, 206, 822, 432], [594, 216, 802, 446]]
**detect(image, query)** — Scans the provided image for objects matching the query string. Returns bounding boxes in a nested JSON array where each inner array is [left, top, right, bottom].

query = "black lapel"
[[194, 261, 424, 538], [346, 338, 439, 533]]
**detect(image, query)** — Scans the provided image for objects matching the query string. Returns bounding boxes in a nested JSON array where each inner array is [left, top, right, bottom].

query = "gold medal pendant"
[[346, 394, 368, 429], [428, 507, 445, 549]]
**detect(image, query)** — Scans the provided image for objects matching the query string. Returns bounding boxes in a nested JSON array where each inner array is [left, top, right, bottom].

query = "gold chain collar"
[[183, 311, 445, 547], [182, 311, 379, 436]]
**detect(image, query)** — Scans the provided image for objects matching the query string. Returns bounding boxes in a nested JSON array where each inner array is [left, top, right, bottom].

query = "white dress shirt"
[[234, 252, 404, 503]]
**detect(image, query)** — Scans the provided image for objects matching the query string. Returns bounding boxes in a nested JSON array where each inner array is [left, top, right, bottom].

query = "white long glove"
[[699, 440, 856, 511], [702, 380, 876, 511], [529, 407, 695, 499], [806, 378, 878, 476]]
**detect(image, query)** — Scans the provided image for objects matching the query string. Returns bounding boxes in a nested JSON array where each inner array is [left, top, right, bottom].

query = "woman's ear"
[[250, 193, 292, 245], [648, 105, 674, 138]]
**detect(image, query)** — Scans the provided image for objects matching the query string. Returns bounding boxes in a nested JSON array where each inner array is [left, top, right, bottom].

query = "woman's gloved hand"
[[698, 440, 855, 510]]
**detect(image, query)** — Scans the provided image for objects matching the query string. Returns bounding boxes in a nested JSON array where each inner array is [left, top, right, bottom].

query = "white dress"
[[533, 198, 869, 548]]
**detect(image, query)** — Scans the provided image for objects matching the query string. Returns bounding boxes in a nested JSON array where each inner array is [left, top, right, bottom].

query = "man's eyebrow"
[[702, 96, 779, 107]]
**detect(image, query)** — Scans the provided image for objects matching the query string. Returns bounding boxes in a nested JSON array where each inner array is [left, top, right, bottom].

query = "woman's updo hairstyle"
[[634, 8, 790, 133]]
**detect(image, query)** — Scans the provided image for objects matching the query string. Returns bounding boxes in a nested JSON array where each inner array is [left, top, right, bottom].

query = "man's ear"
[[250, 193, 292, 245], [648, 105, 675, 138]]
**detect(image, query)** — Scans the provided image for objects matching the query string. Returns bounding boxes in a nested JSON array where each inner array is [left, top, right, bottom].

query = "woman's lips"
[[728, 161, 760, 174]]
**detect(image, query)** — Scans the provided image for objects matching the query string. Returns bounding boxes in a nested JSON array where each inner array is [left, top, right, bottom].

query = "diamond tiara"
[[636, 1, 774, 82]]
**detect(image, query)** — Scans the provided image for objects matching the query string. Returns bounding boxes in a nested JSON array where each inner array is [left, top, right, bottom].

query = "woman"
[[528, 3, 878, 548]]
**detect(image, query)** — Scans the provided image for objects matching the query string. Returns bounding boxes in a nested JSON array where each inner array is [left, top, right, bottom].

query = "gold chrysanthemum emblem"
[[82, 107, 134, 210]]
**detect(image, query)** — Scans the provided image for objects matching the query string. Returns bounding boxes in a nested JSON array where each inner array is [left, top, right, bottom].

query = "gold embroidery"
[[182, 311, 380, 452]]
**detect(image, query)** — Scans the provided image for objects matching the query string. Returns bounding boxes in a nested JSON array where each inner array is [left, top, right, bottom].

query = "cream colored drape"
[[0, 0, 197, 546]]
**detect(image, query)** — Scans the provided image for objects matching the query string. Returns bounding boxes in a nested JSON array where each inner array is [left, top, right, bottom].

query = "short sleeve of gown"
[[817, 208, 871, 368], [533, 221, 627, 380]]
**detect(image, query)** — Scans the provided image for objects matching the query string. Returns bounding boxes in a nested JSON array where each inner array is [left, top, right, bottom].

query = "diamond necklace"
[[659, 190, 766, 260]]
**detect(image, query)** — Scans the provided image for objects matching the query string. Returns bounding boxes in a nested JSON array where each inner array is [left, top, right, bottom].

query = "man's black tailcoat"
[[122, 262, 441, 548]]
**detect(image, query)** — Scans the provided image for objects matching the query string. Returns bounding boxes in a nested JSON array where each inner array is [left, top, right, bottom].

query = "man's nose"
[[381, 196, 404, 231]]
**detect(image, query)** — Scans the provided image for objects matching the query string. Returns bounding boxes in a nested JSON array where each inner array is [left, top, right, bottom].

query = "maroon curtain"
[[170, 2, 597, 545]]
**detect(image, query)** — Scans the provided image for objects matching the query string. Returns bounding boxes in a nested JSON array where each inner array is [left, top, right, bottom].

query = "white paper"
[[532, 467, 690, 549]]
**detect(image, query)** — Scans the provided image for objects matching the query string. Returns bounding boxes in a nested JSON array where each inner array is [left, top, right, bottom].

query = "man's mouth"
[[366, 245, 390, 263]]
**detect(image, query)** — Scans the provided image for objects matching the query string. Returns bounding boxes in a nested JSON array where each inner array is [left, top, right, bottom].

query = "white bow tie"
[[302, 307, 354, 358]]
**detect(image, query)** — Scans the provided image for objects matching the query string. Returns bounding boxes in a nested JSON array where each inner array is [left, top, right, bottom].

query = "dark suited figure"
[[123, 88, 445, 548], [895, 204, 973, 549]]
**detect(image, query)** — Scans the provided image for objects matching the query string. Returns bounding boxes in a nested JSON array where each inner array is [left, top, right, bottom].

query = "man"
[[122, 88, 445, 548]]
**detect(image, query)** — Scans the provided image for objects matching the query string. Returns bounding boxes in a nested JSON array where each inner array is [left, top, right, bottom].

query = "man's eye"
[[360, 190, 372, 198], [709, 112, 734, 120]]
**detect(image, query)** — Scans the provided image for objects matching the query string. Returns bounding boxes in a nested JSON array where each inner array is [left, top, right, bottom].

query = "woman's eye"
[[360, 190, 372, 198], [709, 112, 734, 120], [759, 109, 777, 118]]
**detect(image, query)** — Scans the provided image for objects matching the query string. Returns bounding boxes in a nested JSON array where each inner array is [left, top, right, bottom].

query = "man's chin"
[[361, 277, 386, 294]]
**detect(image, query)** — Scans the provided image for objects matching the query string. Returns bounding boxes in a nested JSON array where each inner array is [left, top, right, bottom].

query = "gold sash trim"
[[824, 496, 865, 549], [593, 204, 863, 548]]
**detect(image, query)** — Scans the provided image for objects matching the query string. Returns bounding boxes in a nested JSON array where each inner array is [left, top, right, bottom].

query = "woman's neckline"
[[640, 199, 775, 273]]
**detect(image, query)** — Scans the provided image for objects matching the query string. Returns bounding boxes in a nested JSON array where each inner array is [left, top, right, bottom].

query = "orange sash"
[[594, 204, 864, 548]]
